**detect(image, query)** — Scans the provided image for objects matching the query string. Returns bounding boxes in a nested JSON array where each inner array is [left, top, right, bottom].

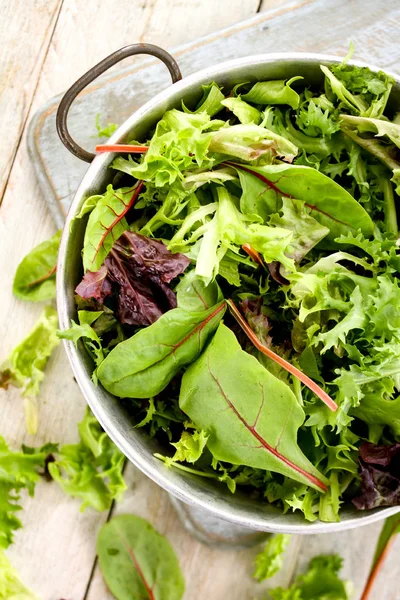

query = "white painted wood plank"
[[0, 0, 269, 597], [0, 0, 62, 200]]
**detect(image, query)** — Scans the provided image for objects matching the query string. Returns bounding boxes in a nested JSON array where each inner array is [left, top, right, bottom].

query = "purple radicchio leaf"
[[352, 442, 400, 510], [75, 232, 190, 327]]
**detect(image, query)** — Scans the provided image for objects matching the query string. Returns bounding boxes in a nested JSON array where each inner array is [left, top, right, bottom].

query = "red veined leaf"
[[227, 299, 338, 412], [95, 144, 149, 153], [26, 264, 57, 288], [82, 182, 144, 272]]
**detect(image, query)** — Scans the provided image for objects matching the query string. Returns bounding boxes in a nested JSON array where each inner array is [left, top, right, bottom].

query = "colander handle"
[[56, 44, 182, 163]]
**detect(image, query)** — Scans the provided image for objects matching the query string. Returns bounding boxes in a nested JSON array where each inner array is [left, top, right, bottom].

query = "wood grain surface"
[[0, 1, 399, 599]]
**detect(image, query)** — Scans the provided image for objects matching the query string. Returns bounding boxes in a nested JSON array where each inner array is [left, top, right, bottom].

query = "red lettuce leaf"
[[240, 297, 272, 347], [76, 232, 190, 327], [352, 442, 400, 510]]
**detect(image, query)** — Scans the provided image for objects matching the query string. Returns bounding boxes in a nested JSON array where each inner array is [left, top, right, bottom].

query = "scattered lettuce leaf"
[[0, 307, 60, 434], [0, 549, 39, 599], [0, 438, 52, 548], [270, 554, 351, 600], [13, 231, 61, 302], [95, 113, 118, 138], [253, 533, 291, 581], [48, 408, 126, 512]]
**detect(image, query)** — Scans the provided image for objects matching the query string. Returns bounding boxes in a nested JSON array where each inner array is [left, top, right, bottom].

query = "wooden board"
[[1, 1, 400, 599]]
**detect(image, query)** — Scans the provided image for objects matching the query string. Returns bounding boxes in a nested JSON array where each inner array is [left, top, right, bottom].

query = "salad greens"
[[0, 549, 39, 599], [58, 55, 400, 523], [49, 408, 126, 512], [254, 533, 291, 582], [97, 514, 184, 600], [0, 307, 59, 434]]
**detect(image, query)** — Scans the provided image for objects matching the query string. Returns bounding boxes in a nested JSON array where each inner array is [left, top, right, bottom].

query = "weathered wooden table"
[[1, 1, 400, 598]]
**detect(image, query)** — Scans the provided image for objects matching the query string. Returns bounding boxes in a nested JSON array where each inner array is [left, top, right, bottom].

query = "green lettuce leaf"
[[270, 554, 351, 600], [13, 231, 61, 302], [0, 549, 39, 599], [49, 408, 126, 511], [112, 109, 214, 187], [183, 82, 224, 117], [0, 307, 59, 434], [208, 123, 298, 162], [0, 438, 51, 549], [242, 77, 303, 110], [253, 533, 291, 581], [221, 97, 262, 124], [95, 113, 118, 138]]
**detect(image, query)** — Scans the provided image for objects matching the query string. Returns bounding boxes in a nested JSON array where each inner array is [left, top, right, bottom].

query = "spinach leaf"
[[49, 408, 126, 511], [229, 162, 374, 241], [97, 301, 226, 398], [0, 549, 39, 599], [180, 323, 328, 490], [82, 183, 143, 272], [0, 306, 60, 434], [242, 76, 303, 109], [13, 230, 61, 301], [97, 514, 184, 600]]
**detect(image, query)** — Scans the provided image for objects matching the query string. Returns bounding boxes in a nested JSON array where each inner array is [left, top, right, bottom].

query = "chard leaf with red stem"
[[82, 182, 143, 272], [97, 514, 184, 600], [180, 323, 328, 491], [227, 299, 338, 412]]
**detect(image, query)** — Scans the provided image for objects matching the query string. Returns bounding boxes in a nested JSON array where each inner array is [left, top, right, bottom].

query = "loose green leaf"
[[95, 113, 118, 138], [230, 162, 374, 241], [49, 409, 126, 511], [340, 114, 400, 148], [221, 97, 262, 124], [58, 319, 104, 368], [183, 82, 224, 117], [242, 77, 303, 109], [82, 183, 142, 272], [97, 302, 226, 398], [253, 534, 291, 581], [209, 123, 297, 162], [270, 554, 351, 600], [270, 197, 330, 262], [0, 306, 60, 434], [97, 514, 185, 600], [0, 438, 51, 549], [13, 230, 61, 301], [0, 549, 39, 599], [112, 109, 214, 187], [180, 323, 328, 490], [169, 429, 209, 464]]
